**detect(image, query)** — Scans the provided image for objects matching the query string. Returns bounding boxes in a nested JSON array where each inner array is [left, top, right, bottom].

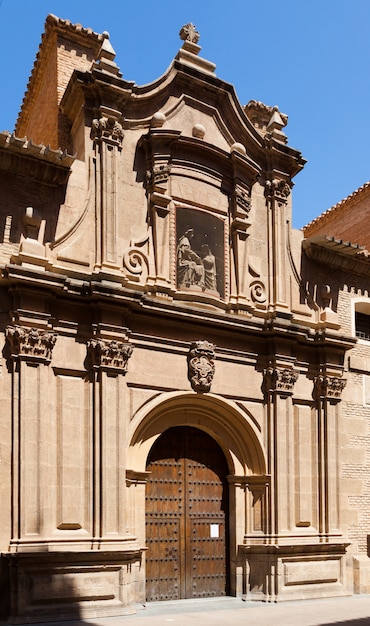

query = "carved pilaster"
[[263, 366, 298, 397], [87, 338, 133, 374], [187, 340, 215, 393], [230, 184, 252, 306], [91, 110, 124, 270], [265, 178, 292, 310], [6, 325, 57, 364]]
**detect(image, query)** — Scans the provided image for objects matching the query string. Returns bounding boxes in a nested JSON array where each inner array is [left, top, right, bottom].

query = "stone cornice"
[[0, 132, 74, 185], [0, 264, 355, 354]]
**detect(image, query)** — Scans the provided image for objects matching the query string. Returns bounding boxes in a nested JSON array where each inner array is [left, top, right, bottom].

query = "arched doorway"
[[145, 426, 230, 601]]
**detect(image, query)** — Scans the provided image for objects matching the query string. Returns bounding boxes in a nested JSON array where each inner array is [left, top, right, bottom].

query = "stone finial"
[[94, 31, 122, 77], [266, 106, 288, 144], [179, 23, 200, 44]]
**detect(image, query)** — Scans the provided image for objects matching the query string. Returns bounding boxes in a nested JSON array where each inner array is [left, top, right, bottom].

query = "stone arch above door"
[[127, 391, 266, 477]]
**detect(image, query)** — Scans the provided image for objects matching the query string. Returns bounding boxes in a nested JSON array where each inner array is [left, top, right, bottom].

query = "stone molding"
[[87, 338, 133, 373], [187, 340, 215, 394], [264, 367, 298, 396], [314, 375, 346, 400], [6, 325, 57, 364]]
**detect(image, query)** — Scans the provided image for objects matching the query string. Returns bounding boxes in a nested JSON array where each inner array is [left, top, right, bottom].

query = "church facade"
[[0, 14, 370, 622]]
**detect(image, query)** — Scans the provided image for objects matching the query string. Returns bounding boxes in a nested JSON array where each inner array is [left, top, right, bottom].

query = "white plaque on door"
[[210, 523, 219, 538]]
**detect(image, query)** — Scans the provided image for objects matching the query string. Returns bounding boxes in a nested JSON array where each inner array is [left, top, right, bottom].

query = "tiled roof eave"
[[0, 131, 75, 185], [303, 235, 370, 277]]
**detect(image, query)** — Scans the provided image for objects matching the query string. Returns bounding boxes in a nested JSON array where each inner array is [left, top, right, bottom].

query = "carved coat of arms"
[[187, 340, 215, 393]]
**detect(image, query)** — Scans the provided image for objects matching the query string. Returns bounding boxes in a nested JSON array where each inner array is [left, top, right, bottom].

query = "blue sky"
[[0, 0, 369, 229]]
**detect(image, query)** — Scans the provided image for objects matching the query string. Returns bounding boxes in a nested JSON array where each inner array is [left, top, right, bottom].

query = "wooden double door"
[[145, 426, 229, 601]]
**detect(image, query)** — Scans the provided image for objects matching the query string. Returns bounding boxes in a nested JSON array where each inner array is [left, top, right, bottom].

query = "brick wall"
[[304, 186, 370, 250], [16, 21, 102, 151]]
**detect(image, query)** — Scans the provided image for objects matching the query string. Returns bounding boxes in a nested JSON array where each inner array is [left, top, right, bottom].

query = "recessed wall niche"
[[176, 207, 225, 299]]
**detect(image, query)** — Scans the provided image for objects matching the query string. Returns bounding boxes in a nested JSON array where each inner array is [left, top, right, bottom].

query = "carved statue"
[[177, 229, 205, 289], [201, 244, 217, 291], [177, 230, 218, 294]]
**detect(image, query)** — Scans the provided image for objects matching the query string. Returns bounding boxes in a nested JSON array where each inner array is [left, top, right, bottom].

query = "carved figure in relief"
[[177, 229, 205, 289], [201, 244, 217, 291], [176, 229, 219, 295]]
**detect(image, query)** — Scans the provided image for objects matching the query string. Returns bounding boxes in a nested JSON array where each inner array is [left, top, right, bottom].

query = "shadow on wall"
[[0, 552, 140, 625]]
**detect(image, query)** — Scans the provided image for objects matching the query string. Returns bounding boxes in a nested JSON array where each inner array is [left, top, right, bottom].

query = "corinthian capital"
[[6, 325, 57, 363], [91, 117, 124, 144], [264, 367, 298, 396], [314, 375, 346, 400], [87, 338, 133, 373], [265, 179, 291, 204]]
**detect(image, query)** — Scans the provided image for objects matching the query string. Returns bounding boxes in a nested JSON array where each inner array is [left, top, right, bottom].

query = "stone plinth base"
[[353, 554, 370, 594], [2, 549, 144, 623], [241, 542, 350, 602]]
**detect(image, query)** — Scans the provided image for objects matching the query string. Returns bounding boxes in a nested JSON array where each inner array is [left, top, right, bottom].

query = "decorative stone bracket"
[[6, 325, 57, 364], [87, 338, 133, 373], [187, 340, 215, 393]]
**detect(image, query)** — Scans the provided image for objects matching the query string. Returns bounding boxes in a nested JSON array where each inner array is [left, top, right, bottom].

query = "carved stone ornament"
[[265, 179, 291, 204], [250, 280, 267, 304], [179, 23, 200, 44], [91, 117, 124, 143], [6, 325, 57, 363], [123, 237, 149, 282], [314, 375, 346, 400], [87, 338, 133, 373], [187, 340, 215, 394], [145, 164, 171, 188], [234, 186, 251, 216], [264, 367, 298, 395]]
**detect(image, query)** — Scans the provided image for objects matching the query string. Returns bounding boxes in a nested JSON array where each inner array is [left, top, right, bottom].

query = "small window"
[[355, 311, 370, 340]]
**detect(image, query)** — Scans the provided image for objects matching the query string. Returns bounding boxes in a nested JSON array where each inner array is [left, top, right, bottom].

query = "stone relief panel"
[[176, 207, 225, 299]]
